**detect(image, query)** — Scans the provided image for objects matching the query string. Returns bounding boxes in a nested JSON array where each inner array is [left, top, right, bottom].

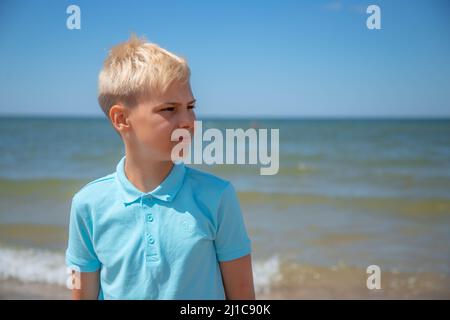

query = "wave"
[[1, 244, 449, 298], [0, 245, 67, 286], [0, 245, 282, 295], [1, 176, 449, 218]]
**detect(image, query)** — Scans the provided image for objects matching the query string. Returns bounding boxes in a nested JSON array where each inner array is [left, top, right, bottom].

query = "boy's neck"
[[123, 151, 174, 194]]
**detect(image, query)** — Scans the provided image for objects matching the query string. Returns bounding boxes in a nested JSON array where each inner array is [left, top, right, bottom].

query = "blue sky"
[[0, 0, 449, 118]]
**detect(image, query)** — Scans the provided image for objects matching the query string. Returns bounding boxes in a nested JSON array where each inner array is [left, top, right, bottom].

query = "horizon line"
[[0, 113, 450, 121]]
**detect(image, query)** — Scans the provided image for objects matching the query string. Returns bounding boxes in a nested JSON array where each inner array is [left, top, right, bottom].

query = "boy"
[[65, 35, 255, 300]]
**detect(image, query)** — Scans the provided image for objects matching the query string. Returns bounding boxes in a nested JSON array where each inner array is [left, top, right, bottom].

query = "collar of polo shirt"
[[115, 156, 186, 205]]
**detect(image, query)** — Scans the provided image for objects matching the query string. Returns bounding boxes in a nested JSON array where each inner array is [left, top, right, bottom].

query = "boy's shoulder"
[[185, 166, 231, 190], [71, 165, 237, 208], [72, 172, 116, 206], [184, 166, 237, 203]]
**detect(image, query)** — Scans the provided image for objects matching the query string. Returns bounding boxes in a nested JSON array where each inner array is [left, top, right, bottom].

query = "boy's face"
[[123, 80, 196, 161]]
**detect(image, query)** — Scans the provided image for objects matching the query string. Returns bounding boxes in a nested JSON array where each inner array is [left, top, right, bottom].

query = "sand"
[[2, 264, 449, 299]]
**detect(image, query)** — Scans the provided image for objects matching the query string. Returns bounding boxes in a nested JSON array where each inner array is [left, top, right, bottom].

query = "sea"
[[1, 117, 449, 298]]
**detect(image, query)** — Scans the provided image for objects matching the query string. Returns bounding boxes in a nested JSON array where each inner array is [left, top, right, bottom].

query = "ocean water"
[[0, 117, 449, 297]]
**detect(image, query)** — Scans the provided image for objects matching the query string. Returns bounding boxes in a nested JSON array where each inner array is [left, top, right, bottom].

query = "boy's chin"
[[168, 150, 190, 163], [140, 142, 191, 163], [169, 153, 189, 163]]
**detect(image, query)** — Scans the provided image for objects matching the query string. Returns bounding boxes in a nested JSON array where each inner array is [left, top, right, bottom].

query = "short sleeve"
[[214, 183, 252, 262], [65, 196, 101, 272]]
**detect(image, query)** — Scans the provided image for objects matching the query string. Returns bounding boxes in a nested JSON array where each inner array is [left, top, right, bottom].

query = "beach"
[[2, 265, 449, 300], [1, 117, 449, 299]]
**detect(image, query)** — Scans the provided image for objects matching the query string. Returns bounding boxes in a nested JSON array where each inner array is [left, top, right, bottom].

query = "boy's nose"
[[178, 111, 195, 130]]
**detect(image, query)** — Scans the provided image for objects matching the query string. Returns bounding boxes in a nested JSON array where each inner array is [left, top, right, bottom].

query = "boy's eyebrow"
[[163, 99, 196, 106]]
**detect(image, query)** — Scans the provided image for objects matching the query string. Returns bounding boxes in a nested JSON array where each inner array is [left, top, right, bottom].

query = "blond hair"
[[98, 34, 191, 117]]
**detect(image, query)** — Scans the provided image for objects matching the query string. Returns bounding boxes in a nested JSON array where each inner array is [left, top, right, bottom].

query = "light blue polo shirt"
[[65, 156, 252, 299]]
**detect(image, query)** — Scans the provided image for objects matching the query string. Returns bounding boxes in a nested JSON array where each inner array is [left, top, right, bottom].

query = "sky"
[[0, 0, 449, 118]]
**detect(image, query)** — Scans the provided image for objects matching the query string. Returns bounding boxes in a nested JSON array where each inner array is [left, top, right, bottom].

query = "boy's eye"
[[160, 105, 195, 112], [161, 107, 176, 112]]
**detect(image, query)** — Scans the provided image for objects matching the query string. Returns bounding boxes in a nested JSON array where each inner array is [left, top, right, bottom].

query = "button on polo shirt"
[[65, 156, 252, 299]]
